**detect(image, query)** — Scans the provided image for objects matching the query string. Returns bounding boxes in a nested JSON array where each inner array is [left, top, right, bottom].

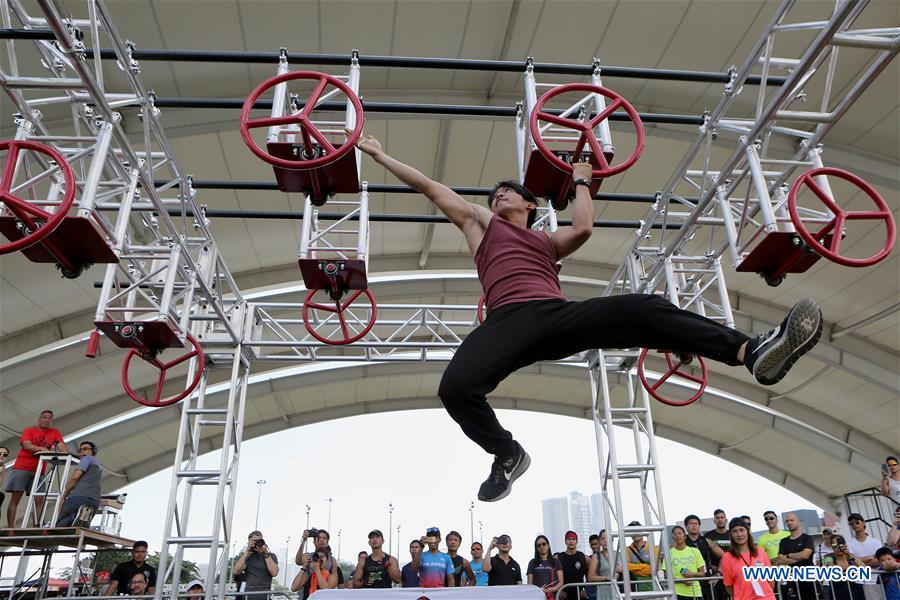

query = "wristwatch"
[[573, 179, 591, 189]]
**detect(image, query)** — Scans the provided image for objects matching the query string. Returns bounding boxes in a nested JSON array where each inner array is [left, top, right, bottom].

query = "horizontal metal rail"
[[151, 97, 705, 124], [157, 180, 675, 204], [0, 30, 786, 85]]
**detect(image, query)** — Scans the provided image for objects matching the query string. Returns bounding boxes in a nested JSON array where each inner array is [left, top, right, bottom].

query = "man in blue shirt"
[[470, 542, 489, 586], [401, 540, 422, 588], [412, 527, 455, 587], [58, 441, 101, 526]]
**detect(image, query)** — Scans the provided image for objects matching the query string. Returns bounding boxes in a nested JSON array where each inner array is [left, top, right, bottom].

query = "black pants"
[[438, 295, 750, 457]]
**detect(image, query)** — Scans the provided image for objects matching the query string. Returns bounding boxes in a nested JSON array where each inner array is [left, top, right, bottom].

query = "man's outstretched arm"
[[355, 134, 489, 232], [549, 161, 595, 259]]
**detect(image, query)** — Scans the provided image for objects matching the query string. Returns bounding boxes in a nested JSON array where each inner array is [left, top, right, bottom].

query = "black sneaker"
[[477, 443, 531, 502], [744, 298, 823, 385]]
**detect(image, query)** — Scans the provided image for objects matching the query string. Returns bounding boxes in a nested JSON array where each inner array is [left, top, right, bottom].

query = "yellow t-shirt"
[[758, 530, 790, 560], [666, 546, 705, 597]]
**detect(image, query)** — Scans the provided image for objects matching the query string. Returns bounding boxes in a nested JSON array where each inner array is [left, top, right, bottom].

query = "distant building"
[[542, 496, 569, 551], [570, 492, 593, 554]]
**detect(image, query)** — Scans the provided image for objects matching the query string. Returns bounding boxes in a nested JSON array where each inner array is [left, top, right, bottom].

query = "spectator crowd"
[[1, 411, 897, 600]]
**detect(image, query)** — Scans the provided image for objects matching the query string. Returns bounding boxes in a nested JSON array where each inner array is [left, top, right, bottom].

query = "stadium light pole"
[[254, 480, 266, 529], [469, 501, 475, 544], [388, 503, 394, 556]]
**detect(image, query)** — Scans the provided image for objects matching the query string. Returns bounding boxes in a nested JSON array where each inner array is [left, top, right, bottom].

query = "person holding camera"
[[294, 529, 344, 596], [882, 457, 900, 505], [232, 530, 279, 596], [483, 534, 523, 586], [822, 535, 867, 600], [291, 548, 338, 595]]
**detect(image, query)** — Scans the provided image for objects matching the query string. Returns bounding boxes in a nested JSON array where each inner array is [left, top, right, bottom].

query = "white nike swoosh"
[[760, 325, 781, 347]]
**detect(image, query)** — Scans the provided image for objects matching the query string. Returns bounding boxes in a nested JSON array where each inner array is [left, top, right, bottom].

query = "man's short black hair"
[[133, 540, 148, 550], [763, 510, 777, 518], [446, 530, 462, 542], [131, 572, 148, 582], [887, 456, 898, 463], [487, 180, 540, 228], [589, 534, 599, 542], [409, 539, 423, 548], [80, 441, 98, 456], [317, 529, 330, 541], [684, 514, 701, 525], [714, 509, 726, 517], [875, 546, 894, 560]]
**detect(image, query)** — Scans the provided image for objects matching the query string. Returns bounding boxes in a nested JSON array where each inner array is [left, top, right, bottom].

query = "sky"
[[34, 407, 819, 581]]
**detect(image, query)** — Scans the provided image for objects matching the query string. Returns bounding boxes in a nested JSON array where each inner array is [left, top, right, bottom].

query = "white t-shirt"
[[888, 477, 900, 505], [846, 535, 882, 584]]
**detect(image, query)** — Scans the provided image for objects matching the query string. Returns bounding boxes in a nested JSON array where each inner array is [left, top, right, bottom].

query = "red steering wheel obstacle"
[[122, 335, 205, 407], [637, 348, 708, 406], [302, 287, 377, 345], [530, 83, 644, 179], [788, 167, 895, 268], [0, 140, 76, 254], [240, 71, 364, 170]]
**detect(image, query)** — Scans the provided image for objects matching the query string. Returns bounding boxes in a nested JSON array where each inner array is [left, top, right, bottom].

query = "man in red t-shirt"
[[5, 410, 67, 527]]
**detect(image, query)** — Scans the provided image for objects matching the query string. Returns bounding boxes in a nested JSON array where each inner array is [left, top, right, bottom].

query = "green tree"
[[145, 552, 201, 584]]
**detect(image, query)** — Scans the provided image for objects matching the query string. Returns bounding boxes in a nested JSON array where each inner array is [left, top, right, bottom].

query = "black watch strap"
[[573, 179, 591, 188]]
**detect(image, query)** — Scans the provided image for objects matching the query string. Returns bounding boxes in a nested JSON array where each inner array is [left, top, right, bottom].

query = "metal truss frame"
[[1, 2, 897, 600]]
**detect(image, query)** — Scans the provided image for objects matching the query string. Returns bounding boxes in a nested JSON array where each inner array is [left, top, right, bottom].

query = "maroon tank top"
[[474, 215, 567, 312]]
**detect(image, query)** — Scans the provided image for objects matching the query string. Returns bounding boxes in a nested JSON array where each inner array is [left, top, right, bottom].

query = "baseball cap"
[[186, 580, 204, 591], [628, 521, 641, 527], [368, 530, 383, 538], [823, 528, 833, 535], [847, 513, 864, 523], [426, 527, 441, 539], [728, 517, 747, 530], [565, 531, 578, 540]]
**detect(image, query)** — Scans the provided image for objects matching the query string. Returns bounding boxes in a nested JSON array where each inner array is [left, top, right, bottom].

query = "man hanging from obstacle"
[[354, 134, 823, 502]]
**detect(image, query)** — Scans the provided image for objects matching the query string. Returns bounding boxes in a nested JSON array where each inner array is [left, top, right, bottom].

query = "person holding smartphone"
[[528, 535, 563, 599], [882, 457, 900, 505]]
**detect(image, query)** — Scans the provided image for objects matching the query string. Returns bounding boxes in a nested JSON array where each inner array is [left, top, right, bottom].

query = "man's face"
[[590, 539, 600, 553], [0, 447, 8, 464], [631, 535, 644, 545], [315, 532, 328, 550], [426, 538, 439, 552], [491, 186, 533, 218], [129, 575, 147, 595], [879, 554, 898, 572], [764, 513, 778, 529], [132, 546, 148, 564], [785, 514, 799, 532], [823, 532, 833, 544], [471, 544, 483, 560], [496, 537, 512, 552], [565, 537, 577, 550], [686, 520, 700, 535], [672, 529, 686, 545], [743, 518, 751, 529], [849, 518, 865, 533], [38, 412, 53, 429], [714, 512, 727, 528], [409, 542, 422, 557], [369, 535, 383, 551], [187, 586, 204, 599], [79, 444, 93, 457], [446, 535, 460, 552], [888, 459, 899, 475]]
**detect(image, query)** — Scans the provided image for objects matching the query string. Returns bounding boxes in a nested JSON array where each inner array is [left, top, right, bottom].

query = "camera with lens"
[[254, 538, 267, 550], [308, 528, 319, 539], [311, 551, 321, 563]]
